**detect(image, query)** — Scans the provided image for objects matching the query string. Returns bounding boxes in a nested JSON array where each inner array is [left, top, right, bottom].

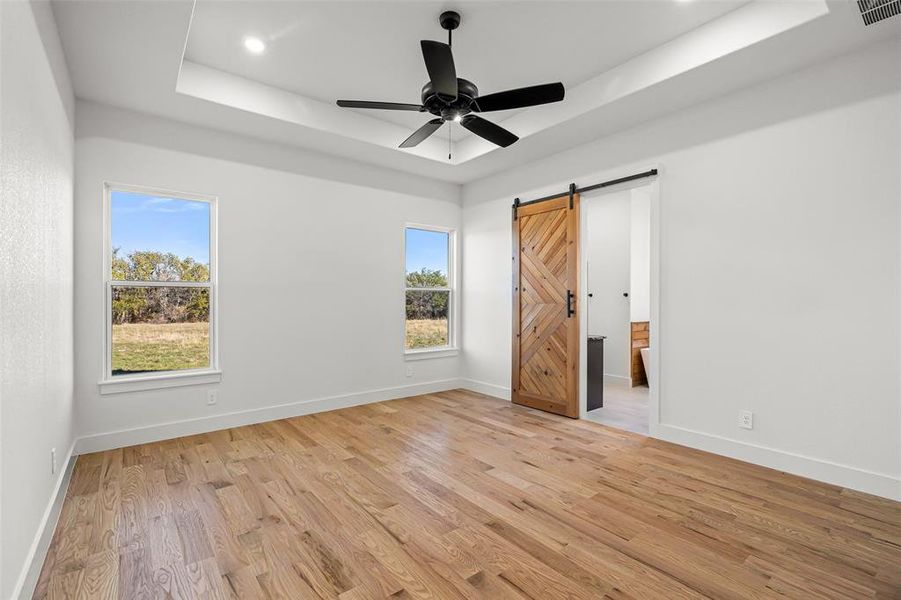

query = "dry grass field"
[[405, 318, 448, 349], [112, 319, 444, 373], [111, 322, 209, 374]]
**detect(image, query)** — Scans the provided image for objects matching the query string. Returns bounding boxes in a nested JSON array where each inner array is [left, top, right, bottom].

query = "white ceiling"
[[51, 0, 900, 184], [184, 1, 747, 140]]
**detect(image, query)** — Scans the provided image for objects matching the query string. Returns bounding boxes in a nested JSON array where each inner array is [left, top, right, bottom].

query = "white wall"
[[0, 1, 75, 597], [461, 39, 901, 499], [584, 186, 652, 379], [585, 190, 631, 379], [73, 103, 462, 452], [630, 187, 651, 323]]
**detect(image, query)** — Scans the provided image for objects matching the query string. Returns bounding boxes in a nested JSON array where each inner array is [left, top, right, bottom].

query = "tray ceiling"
[[184, 1, 748, 140], [51, 0, 900, 182]]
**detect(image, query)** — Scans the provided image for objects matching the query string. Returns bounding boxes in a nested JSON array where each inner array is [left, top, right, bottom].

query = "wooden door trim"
[[516, 195, 568, 218], [511, 199, 521, 406], [512, 192, 580, 418], [565, 192, 580, 417]]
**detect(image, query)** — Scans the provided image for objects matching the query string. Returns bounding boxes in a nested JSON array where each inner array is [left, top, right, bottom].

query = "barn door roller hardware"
[[511, 168, 658, 220]]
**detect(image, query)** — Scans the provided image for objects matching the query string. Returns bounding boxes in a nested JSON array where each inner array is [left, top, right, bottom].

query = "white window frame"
[[99, 182, 220, 394], [403, 223, 458, 359]]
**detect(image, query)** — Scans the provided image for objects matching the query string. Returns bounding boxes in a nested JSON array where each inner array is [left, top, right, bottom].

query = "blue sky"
[[111, 191, 210, 264], [406, 228, 448, 276]]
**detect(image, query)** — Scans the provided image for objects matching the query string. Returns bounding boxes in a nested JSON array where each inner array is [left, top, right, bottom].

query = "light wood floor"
[[35, 390, 900, 599]]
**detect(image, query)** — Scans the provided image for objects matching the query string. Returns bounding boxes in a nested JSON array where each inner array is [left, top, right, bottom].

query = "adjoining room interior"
[[584, 183, 653, 435], [2, 1, 900, 598]]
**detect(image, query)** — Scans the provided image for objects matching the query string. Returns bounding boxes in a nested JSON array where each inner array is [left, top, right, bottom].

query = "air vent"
[[858, 0, 900, 25]]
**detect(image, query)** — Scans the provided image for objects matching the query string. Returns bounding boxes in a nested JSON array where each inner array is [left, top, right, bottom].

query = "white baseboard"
[[459, 378, 511, 400], [12, 442, 77, 600], [604, 374, 632, 385], [75, 378, 462, 455], [655, 423, 901, 501]]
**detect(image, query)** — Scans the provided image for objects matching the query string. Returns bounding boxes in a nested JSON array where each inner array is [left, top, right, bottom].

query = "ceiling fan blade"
[[399, 119, 444, 148], [337, 100, 424, 111], [460, 115, 518, 147], [420, 40, 457, 100], [473, 82, 565, 112]]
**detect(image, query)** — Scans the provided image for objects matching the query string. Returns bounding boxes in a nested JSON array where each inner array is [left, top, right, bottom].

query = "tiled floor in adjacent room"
[[585, 379, 649, 435]]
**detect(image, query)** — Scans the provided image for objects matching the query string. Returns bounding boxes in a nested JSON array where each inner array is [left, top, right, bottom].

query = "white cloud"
[[142, 197, 206, 213]]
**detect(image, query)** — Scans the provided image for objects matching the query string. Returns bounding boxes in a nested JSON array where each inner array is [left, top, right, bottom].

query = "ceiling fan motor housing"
[[422, 78, 478, 120], [439, 11, 461, 31]]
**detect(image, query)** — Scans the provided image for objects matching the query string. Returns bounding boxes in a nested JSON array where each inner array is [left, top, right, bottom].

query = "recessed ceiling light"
[[243, 36, 266, 55]]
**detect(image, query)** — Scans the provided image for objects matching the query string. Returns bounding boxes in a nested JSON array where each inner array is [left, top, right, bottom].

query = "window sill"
[[99, 369, 222, 395], [404, 347, 459, 361]]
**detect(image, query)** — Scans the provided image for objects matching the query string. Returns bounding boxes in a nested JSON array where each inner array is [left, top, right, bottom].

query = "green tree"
[[406, 268, 448, 320], [111, 249, 210, 324], [405, 268, 447, 288]]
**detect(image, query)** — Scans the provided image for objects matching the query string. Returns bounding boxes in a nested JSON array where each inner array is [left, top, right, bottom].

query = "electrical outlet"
[[207, 390, 218, 406], [738, 410, 753, 430], [51, 448, 57, 475], [405, 365, 414, 378]]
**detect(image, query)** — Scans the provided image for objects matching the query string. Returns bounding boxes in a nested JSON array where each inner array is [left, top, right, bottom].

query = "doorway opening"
[[581, 182, 654, 434]]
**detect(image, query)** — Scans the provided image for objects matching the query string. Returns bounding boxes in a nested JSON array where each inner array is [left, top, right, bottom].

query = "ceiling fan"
[[336, 10, 565, 154]]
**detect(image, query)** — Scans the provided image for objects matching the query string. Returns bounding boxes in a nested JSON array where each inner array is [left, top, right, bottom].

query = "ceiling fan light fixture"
[[243, 36, 266, 55]]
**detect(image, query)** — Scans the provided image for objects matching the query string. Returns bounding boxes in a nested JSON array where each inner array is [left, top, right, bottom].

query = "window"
[[102, 184, 218, 390], [405, 225, 455, 354]]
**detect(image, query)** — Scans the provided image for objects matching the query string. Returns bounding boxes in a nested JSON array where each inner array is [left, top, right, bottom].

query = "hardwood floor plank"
[[34, 389, 901, 599], [75, 550, 118, 600]]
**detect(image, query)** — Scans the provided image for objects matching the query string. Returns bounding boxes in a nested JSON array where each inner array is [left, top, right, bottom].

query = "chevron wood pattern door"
[[512, 192, 580, 417]]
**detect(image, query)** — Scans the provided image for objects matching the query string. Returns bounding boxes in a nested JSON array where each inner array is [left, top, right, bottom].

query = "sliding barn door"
[[512, 192, 580, 418]]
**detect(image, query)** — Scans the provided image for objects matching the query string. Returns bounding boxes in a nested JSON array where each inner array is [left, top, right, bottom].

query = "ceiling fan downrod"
[[439, 10, 460, 47], [441, 12, 460, 161]]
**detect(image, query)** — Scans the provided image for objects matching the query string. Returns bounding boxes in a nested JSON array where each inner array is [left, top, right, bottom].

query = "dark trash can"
[[588, 335, 605, 411]]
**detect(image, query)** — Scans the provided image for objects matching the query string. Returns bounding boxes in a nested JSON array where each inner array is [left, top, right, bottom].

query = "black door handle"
[[566, 290, 575, 318]]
